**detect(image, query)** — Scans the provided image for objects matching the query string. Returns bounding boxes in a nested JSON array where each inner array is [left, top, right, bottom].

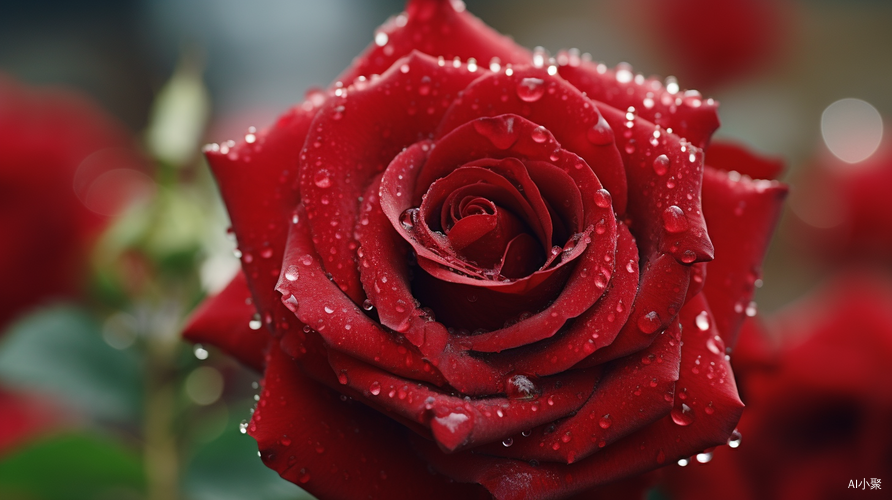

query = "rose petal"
[[436, 67, 629, 215], [328, 351, 600, 453], [558, 61, 720, 149], [705, 141, 784, 180], [277, 204, 444, 386], [299, 52, 481, 303], [205, 101, 319, 333], [595, 102, 714, 266], [336, 0, 531, 86], [577, 253, 692, 366], [476, 318, 680, 464], [701, 165, 787, 347], [483, 223, 638, 376], [250, 342, 491, 500], [182, 272, 271, 372], [414, 294, 743, 500]]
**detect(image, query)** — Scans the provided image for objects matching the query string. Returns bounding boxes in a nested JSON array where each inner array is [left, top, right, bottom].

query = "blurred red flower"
[[0, 74, 150, 330], [662, 273, 892, 500]]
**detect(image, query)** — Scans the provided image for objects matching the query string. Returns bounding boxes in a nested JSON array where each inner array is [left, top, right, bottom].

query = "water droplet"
[[369, 381, 381, 396], [531, 126, 549, 143], [586, 116, 613, 145], [502, 438, 514, 447], [284, 265, 299, 281], [399, 208, 418, 230], [615, 62, 633, 84], [532, 46, 547, 68], [249, 314, 262, 330], [516, 77, 545, 102], [314, 169, 331, 188], [362, 299, 374, 311], [638, 311, 661, 334], [665, 76, 680, 94], [695, 311, 710, 331], [593, 189, 611, 208], [671, 403, 694, 426], [298, 468, 311, 484], [193, 344, 209, 360], [598, 414, 612, 429], [727, 429, 742, 448], [677, 457, 690, 467], [521, 429, 532, 437], [696, 451, 713, 463], [473, 116, 519, 149], [653, 154, 670, 175], [506, 374, 540, 400], [239, 420, 248, 434], [706, 335, 725, 355], [745, 301, 757, 317], [324, 306, 335, 314], [374, 31, 388, 47], [662, 206, 688, 233]]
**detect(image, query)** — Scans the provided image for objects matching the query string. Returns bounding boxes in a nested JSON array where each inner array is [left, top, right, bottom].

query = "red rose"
[[184, 1, 786, 498], [790, 136, 892, 265], [0, 74, 150, 330], [622, 0, 795, 89], [662, 273, 892, 500]]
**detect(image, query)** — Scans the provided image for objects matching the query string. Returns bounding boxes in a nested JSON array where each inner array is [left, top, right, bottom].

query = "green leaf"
[[0, 433, 145, 500], [184, 400, 316, 500], [0, 305, 143, 424]]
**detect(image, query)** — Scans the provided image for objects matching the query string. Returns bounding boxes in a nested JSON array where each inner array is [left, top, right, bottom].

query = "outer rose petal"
[[700, 164, 787, 347], [558, 61, 720, 149], [250, 342, 490, 500], [182, 272, 270, 372], [336, 0, 531, 85], [205, 100, 320, 333], [705, 142, 784, 180]]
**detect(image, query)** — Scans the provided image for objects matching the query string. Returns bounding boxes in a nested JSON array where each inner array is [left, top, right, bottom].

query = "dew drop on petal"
[[516, 78, 545, 102], [653, 154, 670, 176], [662, 206, 688, 233], [671, 403, 694, 426]]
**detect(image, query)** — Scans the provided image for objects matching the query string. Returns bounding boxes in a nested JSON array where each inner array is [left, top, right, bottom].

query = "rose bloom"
[[662, 273, 892, 500], [0, 74, 148, 330], [622, 0, 794, 90], [790, 138, 892, 266], [184, 1, 786, 498]]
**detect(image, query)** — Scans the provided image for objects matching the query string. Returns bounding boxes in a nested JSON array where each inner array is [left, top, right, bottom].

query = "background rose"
[[0, 74, 149, 330], [661, 273, 892, 500], [184, 1, 786, 498]]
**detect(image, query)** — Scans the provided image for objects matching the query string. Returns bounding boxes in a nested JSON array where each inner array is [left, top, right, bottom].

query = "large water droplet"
[[728, 429, 742, 448], [598, 414, 612, 429], [671, 403, 694, 426], [695, 311, 710, 331], [473, 116, 519, 149], [516, 77, 545, 102], [193, 344, 208, 360], [653, 154, 670, 175], [594, 189, 611, 209], [531, 126, 549, 143], [662, 206, 688, 233], [502, 437, 514, 447], [284, 265, 299, 281], [369, 381, 381, 396], [399, 208, 418, 230], [638, 311, 661, 334], [249, 314, 262, 330], [506, 374, 540, 400], [586, 116, 613, 146], [314, 169, 331, 188]]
